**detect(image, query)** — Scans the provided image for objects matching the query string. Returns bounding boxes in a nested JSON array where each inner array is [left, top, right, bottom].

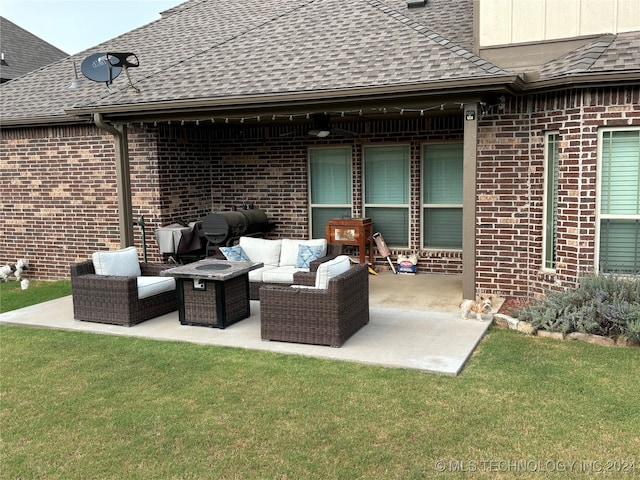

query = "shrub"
[[519, 275, 640, 342]]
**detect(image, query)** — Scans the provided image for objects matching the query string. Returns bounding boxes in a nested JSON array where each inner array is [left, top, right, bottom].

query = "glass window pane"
[[599, 130, 640, 274], [545, 134, 559, 269], [366, 207, 408, 247], [601, 130, 640, 215], [599, 219, 640, 274], [423, 208, 463, 249], [364, 146, 409, 204], [423, 143, 463, 204], [311, 207, 351, 239], [310, 148, 351, 204]]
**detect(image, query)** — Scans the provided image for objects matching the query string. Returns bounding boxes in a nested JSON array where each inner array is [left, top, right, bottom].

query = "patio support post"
[[462, 102, 478, 300], [94, 113, 134, 247]]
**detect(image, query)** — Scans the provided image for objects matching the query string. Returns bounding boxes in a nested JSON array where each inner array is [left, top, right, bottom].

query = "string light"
[[148, 104, 455, 127], [393, 103, 448, 115]]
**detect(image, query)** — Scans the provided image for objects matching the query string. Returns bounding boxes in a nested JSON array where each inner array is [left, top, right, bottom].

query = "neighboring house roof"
[[0, 16, 68, 82], [1, 0, 639, 127]]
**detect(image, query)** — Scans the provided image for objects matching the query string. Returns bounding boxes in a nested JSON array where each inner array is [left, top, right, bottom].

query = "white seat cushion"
[[137, 276, 176, 299], [239, 237, 282, 266], [248, 265, 277, 282], [262, 266, 308, 284], [92, 246, 141, 277], [315, 255, 351, 289]]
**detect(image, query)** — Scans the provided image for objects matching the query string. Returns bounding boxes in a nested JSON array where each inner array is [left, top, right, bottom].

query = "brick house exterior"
[[1, 0, 639, 300]]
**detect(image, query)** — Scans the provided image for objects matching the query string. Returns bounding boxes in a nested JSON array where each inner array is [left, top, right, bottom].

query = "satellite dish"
[[80, 53, 122, 84]]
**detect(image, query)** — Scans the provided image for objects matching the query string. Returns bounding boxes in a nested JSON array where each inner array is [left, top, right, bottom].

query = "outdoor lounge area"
[[0, 272, 496, 375]]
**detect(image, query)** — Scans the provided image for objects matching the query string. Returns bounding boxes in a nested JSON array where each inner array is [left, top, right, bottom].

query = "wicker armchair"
[[259, 262, 369, 347], [70, 260, 178, 327]]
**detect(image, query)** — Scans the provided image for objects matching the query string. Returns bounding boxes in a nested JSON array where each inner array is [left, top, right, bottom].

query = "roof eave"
[[519, 70, 640, 92], [0, 114, 93, 129], [64, 75, 523, 121]]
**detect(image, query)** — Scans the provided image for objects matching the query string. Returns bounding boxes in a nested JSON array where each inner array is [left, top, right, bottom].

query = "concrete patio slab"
[[0, 288, 493, 375]]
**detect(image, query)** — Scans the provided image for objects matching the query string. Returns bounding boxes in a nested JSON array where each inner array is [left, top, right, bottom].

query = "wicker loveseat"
[[70, 247, 178, 327], [259, 259, 369, 347], [220, 236, 343, 300]]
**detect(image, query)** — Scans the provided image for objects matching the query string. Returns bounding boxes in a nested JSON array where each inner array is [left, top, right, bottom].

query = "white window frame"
[[542, 131, 559, 273], [595, 126, 640, 274]]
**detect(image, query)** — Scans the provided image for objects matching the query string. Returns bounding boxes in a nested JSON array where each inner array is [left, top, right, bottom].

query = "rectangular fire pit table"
[[162, 259, 263, 328]]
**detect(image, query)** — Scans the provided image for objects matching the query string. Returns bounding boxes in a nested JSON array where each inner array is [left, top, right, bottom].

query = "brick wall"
[[0, 124, 213, 278], [1, 125, 121, 279], [476, 86, 640, 298], [205, 117, 465, 274], [3, 86, 637, 298], [1, 118, 464, 280]]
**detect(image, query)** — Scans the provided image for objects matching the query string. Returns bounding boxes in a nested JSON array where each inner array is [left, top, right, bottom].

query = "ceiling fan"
[[280, 113, 356, 138], [307, 113, 355, 138]]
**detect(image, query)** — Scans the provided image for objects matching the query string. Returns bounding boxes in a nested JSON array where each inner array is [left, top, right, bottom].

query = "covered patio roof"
[[2, 0, 637, 128], [0, 0, 515, 127]]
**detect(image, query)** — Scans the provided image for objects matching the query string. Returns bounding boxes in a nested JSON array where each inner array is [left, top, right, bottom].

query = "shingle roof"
[[539, 32, 640, 79], [0, 16, 68, 82], [79, 0, 506, 110], [1, 0, 637, 126]]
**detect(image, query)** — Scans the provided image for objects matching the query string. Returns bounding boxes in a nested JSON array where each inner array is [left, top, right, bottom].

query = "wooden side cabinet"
[[326, 217, 374, 264]]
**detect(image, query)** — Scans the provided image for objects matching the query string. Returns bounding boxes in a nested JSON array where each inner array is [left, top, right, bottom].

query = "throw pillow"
[[279, 238, 327, 266], [219, 245, 250, 262], [295, 244, 323, 269], [92, 246, 141, 277]]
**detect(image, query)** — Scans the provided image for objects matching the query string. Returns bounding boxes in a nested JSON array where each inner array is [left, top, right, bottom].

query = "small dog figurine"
[[0, 259, 28, 282], [0, 265, 12, 282], [460, 296, 492, 321], [13, 259, 28, 281]]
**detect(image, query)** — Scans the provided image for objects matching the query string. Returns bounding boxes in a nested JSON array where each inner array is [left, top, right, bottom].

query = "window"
[[309, 147, 352, 239], [364, 145, 410, 247], [543, 132, 559, 271], [597, 128, 640, 274], [422, 143, 463, 249]]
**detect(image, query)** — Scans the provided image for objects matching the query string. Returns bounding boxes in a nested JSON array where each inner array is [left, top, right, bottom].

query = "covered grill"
[[202, 206, 274, 255]]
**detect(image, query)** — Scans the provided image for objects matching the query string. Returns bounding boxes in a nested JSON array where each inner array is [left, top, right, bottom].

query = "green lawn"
[[1, 281, 639, 479], [0, 279, 71, 313], [2, 325, 639, 479]]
